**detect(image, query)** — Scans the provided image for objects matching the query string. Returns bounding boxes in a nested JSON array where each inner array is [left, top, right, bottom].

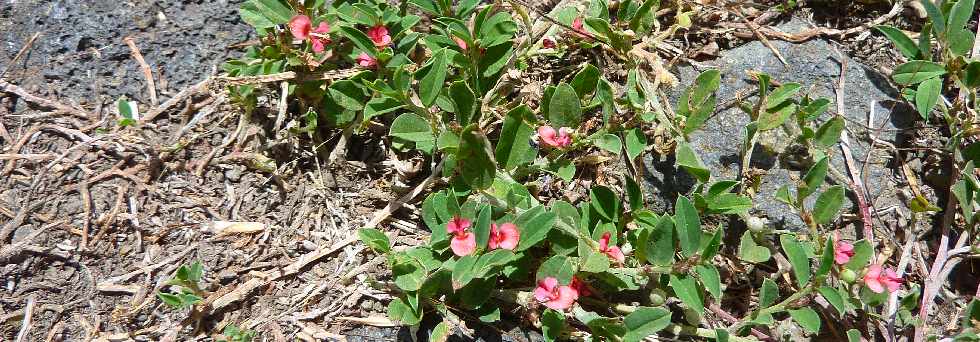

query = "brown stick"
[[142, 77, 212, 123], [833, 51, 874, 245], [123, 36, 159, 106], [0, 32, 40, 79], [0, 79, 92, 119]]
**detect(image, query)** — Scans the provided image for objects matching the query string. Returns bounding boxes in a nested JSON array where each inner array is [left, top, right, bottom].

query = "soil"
[[0, 0, 972, 341]]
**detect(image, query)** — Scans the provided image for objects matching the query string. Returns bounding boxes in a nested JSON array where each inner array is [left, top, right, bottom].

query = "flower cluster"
[[834, 237, 903, 294], [537, 126, 573, 148], [445, 216, 520, 256], [534, 277, 589, 310], [289, 15, 331, 53], [598, 232, 625, 263]]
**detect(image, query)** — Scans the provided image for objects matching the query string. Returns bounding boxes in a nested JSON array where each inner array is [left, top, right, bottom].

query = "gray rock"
[[644, 19, 910, 230]]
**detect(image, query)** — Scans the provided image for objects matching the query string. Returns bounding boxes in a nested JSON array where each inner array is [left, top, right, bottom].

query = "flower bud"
[[746, 216, 767, 232], [840, 269, 857, 283], [648, 288, 666, 306]]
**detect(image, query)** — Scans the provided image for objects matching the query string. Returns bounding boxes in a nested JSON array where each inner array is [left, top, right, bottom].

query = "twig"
[[195, 111, 247, 177], [914, 177, 961, 342], [98, 242, 200, 284], [215, 68, 362, 86], [142, 77, 212, 123], [367, 159, 445, 227], [708, 304, 772, 341], [0, 201, 42, 245], [733, 7, 787, 66], [0, 79, 92, 119], [209, 235, 358, 312], [0, 153, 56, 161], [14, 295, 36, 342], [720, 0, 906, 43], [832, 50, 874, 245], [0, 220, 61, 263], [79, 181, 92, 250], [0, 32, 40, 79], [123, 36, 158, 106]]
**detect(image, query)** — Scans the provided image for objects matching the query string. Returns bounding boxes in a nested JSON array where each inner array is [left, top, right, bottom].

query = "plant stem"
[[729, 285, 814, 333]]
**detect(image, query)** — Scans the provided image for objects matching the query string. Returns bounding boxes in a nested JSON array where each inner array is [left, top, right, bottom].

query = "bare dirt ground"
[[0, 0, 976, 341]]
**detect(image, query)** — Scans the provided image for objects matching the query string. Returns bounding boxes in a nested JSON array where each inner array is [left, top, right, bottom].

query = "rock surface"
[[643, 20, 912, 230], [0, 0, 252, 102]]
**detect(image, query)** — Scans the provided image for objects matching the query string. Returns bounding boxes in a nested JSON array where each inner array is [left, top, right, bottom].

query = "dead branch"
[[0, 79, 93, 119], [123, 36, 159, 106]]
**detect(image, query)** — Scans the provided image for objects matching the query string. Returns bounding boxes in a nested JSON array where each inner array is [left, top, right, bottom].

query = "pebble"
[[301, 240, 318, 251], [224, 167, 242, 182]]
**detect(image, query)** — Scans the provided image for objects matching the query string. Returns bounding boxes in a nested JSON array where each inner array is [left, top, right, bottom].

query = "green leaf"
[[892, 61, 947, 85], [597, 78, 616, 122], [495, 106, 537, 170], [339, 26, 378, 56], [680, 69, 721, 134], [536, 255, 577, 284], [738, 231, 770, 263], [241, 0, 293, 29], [429, 321, 451, 342], [628, 0, 661, 31], [590, 186, 621, 222], [646, 217, 676, 266], [800, 157, 829, 200], [473, 205, 492, 249], [813, 185, 846, 225], [452, 255, 479, 289], [695, 265, 722, 300], [549, 83, 583, 128], [759, 278, 779, 307], [788, 308, 821, 334], [390, 113, 435, 153], [624, 128, 647, 160], [845, 239, 874, 270], [157, 292, 185, 308], [623, 307, 672, 342], [847, 329, 862, 342], [418, 48, 450, 107], [701, 229, 723, 260], [392, 257, 426, 291], [780, 234, 811, 288], [875, 26, 920, 59], [813, 116, 845, 148], [450, 81, 476, 125], [706, 193, 753, 215], [329, 80, 366, 111], [818, 286, 846, 317], [801, 98, 832, 121], [776, 185, 793, 205], [767, 83, 802, 109], [757, 102, 797, 131], [541, 309, 566, 342], [816, 238, 834, 278], [964, 61, 980, 88], [388, 295, 423, 325], [357, 228, 390, 254], [675, 141, 710, 183], [571, 64, 601, 97], [595, 134, 623, 154], [669, 273, 704, 315], [626, 176, 644, 212], [915, 77, 942, 120], [947, 0, 976, 34], [457, 124, 497, 189], [921, 0, 945, 36], [674, 196, 701, 257], [515, 206, 557, 251]]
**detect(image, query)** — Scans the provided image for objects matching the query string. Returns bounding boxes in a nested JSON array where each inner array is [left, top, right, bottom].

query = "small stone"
[[301, 240, 318, 251], [224, 167, 242, 182]]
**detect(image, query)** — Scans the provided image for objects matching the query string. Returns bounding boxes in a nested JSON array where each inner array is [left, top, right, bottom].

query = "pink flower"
[[356, 53, 377, 69], [446, 216, 476, 256], [367, 25, 392, 48], [863, 265, 902, 293], [571, 17, 591, 38], [542, 37, 556, 49], [453, 36, 468, 50], [834, 240, 855, 265], [310, 22, 331, 53], [570, 276, 591, 297], [598, 232, 625, 264], [537, 126, 572, 148], [534, 277, 579, 310], [289, 15, 313, 40], [488, 223, 520, 250]]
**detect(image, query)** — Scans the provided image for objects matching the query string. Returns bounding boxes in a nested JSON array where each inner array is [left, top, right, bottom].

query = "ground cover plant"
[[214, 0, 980, 339], [1, 0, 979, 340]]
